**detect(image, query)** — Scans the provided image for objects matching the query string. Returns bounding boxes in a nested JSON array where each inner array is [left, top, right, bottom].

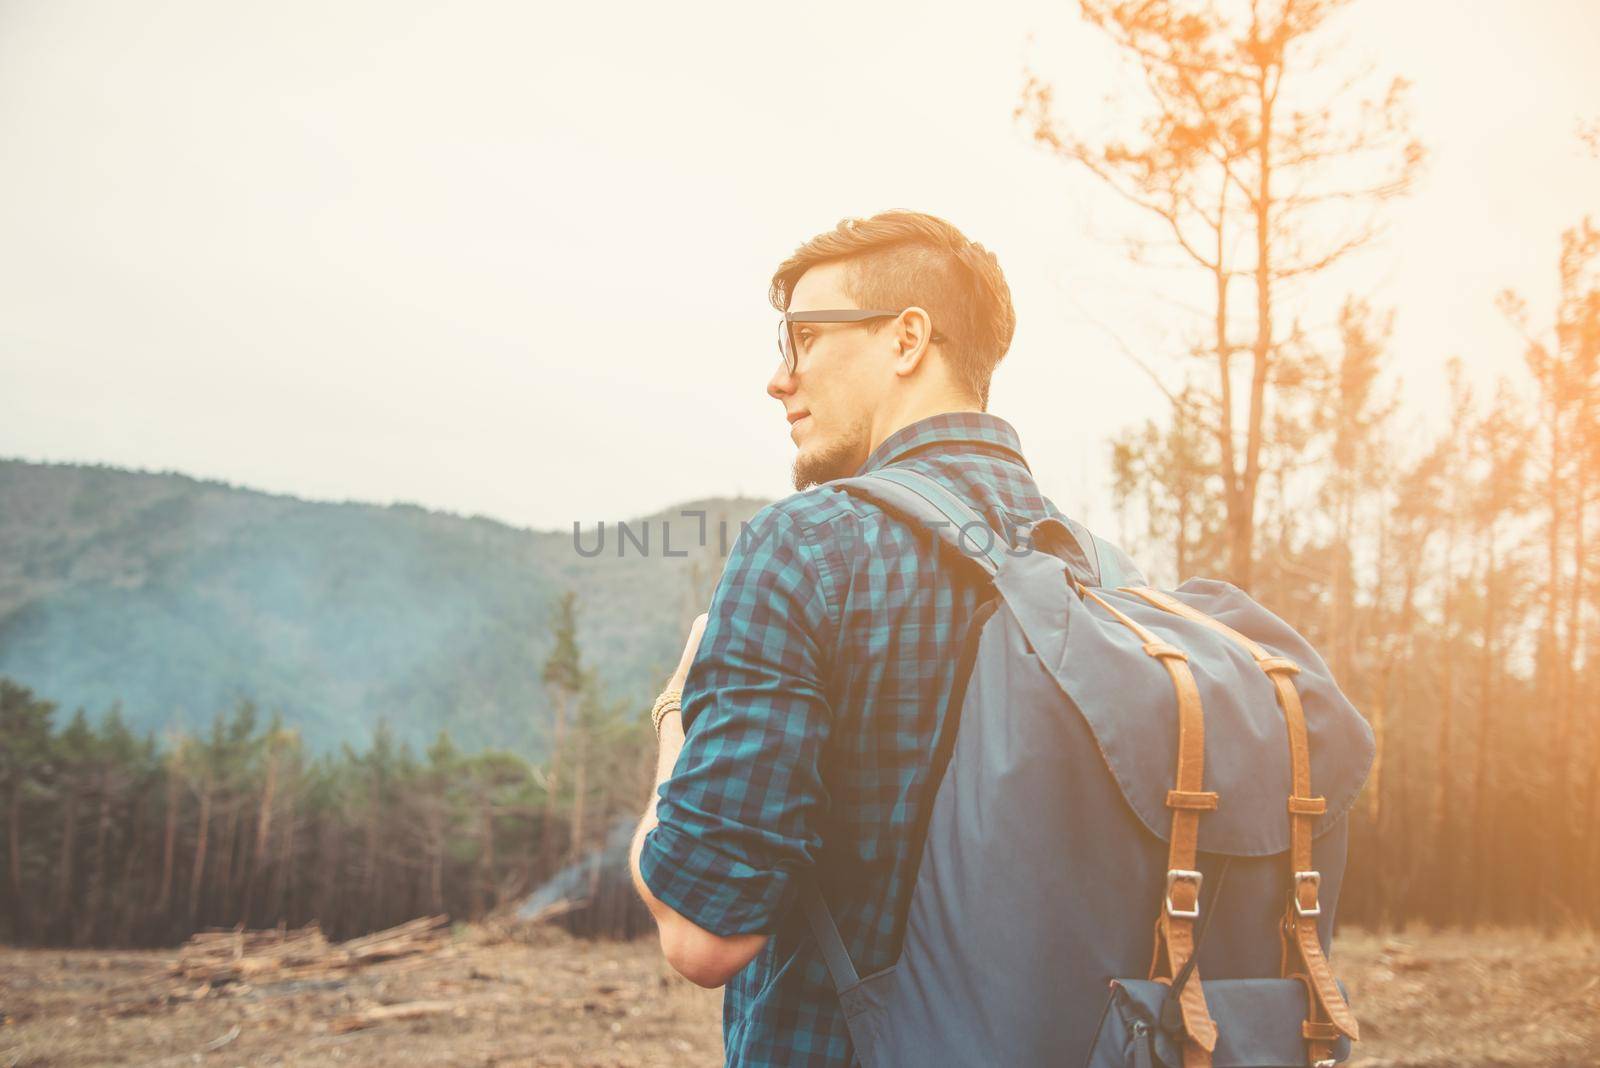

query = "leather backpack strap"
[[1076, 581, 1218, 1063], [1126, 587, 1359, 1066]]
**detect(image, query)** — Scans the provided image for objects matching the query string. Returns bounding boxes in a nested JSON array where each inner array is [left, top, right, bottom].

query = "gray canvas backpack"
[[806, 467, 1375, 1068]]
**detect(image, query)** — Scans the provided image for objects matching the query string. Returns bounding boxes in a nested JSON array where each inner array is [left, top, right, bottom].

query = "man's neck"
[[866, 396, 984, 459]]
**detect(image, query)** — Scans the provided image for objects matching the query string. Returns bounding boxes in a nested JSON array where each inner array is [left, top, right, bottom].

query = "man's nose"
[[767, 360, 796, 400]]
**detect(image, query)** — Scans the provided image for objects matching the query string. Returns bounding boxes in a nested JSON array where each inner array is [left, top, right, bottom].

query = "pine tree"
[[541, 590, 585, 868]]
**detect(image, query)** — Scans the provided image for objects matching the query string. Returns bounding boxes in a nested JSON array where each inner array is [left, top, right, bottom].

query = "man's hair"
[[768, 211, 1016, 408]]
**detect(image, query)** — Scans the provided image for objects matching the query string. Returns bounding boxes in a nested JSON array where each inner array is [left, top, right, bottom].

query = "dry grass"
[[1337, 926, 1600, 1067], [0, 926, 722, 1067], [0, 926, 1594, 1066]]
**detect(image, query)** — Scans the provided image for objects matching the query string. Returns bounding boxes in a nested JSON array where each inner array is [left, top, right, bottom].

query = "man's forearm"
[[630, 615, 768, 988], [629, 706, 768, 988], [629, 618, 703, 918], [628, 708, 686, 924]]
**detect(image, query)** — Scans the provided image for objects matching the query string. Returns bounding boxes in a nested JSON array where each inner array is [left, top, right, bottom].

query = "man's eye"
[[797, 329, 815, 344]]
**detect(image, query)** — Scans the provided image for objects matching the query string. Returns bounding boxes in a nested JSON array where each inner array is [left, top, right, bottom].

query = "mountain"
[[0, 459, 768, 755]]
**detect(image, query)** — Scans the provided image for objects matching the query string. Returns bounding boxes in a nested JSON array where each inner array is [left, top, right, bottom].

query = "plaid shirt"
[[639, 412, 1063, 1066]]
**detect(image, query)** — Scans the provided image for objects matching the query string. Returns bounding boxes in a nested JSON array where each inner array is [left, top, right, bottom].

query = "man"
[[628, 210, 1069, 1066]]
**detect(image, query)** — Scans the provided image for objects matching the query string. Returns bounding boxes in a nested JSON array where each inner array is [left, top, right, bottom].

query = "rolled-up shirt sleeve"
[[638, 502, 837, 937]]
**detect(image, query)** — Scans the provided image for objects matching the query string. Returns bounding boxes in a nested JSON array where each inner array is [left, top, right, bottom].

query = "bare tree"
[[1018, 0, 1423, 587]]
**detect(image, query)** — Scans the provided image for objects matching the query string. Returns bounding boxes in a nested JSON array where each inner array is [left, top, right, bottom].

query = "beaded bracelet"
[[650, 688, 683, 736]]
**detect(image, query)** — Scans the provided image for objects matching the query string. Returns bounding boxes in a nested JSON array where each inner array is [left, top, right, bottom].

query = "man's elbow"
[[658, 915, 766, 989], [662, 939, 738, 989]]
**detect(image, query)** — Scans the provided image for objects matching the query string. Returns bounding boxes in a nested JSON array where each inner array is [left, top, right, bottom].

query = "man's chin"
[[791, 439, 857, 492]]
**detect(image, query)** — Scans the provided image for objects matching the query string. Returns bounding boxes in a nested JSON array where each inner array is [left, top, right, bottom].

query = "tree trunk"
[[1391, 540, 1422, 919], [243, 749, 278, 924], [114, 791, 145, 944], [1538, 384, 1564, 923], [157, 772, 179, 913], [1432, 492, 1461, 922], [56, 788, 79, 932], [81, 790, 113, 946], [479, 801, 496, 916], [188, 778, 212, 926], [273, 793, 296, 922], [1211, 231, 1241, 588], [428, 808, 445, 915], [541, 690, 569, 874], [1234, 46, 1276, 593], [1472, 532, 1498, 926], [570, 719, 588, 863], [1562, 399, 1589, 919], [364, 777, 383, 928], [7, 781, 27, 941], [221, 798, 245, 920]]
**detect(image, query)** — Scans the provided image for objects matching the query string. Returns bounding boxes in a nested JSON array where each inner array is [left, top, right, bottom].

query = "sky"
[[1, 0, 1596, 534]]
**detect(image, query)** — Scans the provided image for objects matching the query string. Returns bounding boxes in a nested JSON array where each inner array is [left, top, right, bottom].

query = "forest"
[[0, 592, 659, 946]]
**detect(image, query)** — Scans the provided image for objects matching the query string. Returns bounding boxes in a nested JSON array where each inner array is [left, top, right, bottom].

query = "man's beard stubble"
[[791, 416, 871, 491]]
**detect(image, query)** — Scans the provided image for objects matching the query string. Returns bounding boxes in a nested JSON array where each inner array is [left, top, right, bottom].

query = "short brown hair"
[[768, 211, 1016, 407]]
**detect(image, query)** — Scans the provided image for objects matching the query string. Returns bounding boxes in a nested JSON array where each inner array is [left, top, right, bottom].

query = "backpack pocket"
[[1083, 978, 1353, 1068]]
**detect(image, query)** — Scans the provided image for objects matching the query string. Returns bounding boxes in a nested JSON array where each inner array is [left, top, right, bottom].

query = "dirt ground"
[[0, 926, 1595, 1067]]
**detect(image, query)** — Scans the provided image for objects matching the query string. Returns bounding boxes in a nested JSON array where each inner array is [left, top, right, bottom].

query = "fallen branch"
[[199, 1024, 242, 1052], [329, 1000, 457, 1034], [167, 915, 451, 989]]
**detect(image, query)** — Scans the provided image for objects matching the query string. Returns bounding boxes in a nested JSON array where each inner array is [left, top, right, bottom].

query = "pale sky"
[[2, 1, 1596, 533]]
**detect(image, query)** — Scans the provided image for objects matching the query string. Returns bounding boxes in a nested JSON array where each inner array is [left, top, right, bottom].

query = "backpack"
[[804, 466, 1376, 1068]]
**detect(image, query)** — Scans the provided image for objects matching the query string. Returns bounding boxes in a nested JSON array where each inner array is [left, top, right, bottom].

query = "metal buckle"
[[1294, 870, 1322, 917], [1165, 869, 1202, 919]]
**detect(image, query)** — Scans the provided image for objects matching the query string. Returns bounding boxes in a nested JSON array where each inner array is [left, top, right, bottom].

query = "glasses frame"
[[777, 308, 944, 375]]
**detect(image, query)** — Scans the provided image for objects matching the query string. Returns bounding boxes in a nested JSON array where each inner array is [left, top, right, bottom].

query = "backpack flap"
[[999, 570, 1376, 858]]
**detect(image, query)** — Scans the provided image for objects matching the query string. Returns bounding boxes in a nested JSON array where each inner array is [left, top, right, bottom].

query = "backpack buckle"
[[1294, 870, 1323, 917], [1165, 869, 1202, 918]]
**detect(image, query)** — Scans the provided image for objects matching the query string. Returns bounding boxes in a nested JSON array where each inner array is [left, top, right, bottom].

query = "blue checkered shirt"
[[639, 412, 1064, 1066]]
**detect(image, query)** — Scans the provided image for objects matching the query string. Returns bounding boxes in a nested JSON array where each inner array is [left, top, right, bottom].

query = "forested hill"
[[0, 459, 767, 755]]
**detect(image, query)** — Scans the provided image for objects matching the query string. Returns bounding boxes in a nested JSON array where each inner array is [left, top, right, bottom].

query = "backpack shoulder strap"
[[799, 874, 876, 1055], [831, 467, 1106, 586], [829, 467, 1008, 576]]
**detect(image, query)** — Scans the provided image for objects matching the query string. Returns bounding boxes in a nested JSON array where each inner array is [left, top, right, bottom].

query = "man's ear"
[[889, 306, 935, 377]]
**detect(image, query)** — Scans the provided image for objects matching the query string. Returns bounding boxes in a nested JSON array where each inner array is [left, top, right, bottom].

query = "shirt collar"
[[853, 411, 1031, 476]]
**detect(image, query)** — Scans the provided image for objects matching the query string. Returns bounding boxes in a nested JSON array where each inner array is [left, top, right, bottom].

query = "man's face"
[[766, 262, 894, 490]]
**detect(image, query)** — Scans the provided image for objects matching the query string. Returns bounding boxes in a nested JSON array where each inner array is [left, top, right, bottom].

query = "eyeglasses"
[[776, 308, 945, 375]]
